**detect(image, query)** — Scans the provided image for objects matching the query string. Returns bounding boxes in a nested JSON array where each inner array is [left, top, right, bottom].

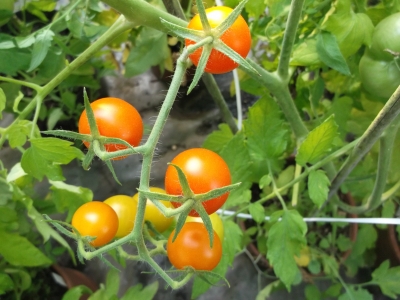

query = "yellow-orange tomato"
[[78, 97, 143, 159], [71, 201, 118, 247], [133, 187, 174, 234], [186, 213, 224, 241], [185, 6, 251, 74], [104, 195, 137, 238]]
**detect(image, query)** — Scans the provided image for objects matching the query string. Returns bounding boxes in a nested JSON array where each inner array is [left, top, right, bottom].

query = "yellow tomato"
[[132, 187, 174, 234], [186, 213, 224, 241], [294, 246, 311, 267], [104, 195, 137, 238]]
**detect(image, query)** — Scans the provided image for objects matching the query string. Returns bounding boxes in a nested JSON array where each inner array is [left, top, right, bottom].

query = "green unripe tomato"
[[359, 52, 400, 100], [369, 12, 400, 61], [0, 0, 14, 27]]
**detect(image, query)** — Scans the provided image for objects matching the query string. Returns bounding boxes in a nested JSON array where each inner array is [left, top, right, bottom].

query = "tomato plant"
[[78, 97, 143, 157], [71, 201, 119, 247], [104, 195, 137, 238], [165, 148, 231, 217], [167, 222, 222, 270], [186, 213, 224, 241], [185, 6, 251, 74], [132, 187, 174, 234]]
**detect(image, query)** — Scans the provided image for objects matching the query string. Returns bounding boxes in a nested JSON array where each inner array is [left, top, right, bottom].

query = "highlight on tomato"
[[164, 148, 231, 217], [132, 187, 174, 234], [167, 222, 222, 270], [71, 201, 119, 247], [185, 6, 251, 74], [104, 195, 137, 238], [78, 97, 143, 159], [186, 212, 224, 241]]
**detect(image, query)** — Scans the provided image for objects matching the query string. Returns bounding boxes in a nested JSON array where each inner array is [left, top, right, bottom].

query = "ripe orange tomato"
[[132, 187, 174, 234], [185, 6, 251, 74], [104, 195, 137, 238], [167, 222, 222, 270], [78, 97, 143, 159], [186, 213, 224, 241], [165, 148, 231, 217], [71, 201, 119, 247]]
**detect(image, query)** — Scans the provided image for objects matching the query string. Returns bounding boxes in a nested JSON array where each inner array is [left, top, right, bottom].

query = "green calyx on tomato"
[[165, 148, 231, 217], [186, 212, 224, 241], [167, 222, 222, 271], [359, 12, 400, 100], [185, 6, 251, 74]]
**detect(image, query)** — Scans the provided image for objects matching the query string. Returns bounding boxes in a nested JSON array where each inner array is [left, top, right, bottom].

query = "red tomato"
[[165, 148, 231, 217], [71, 201, 119, 247], [167, 222, 222, 270], [185, 6, 251, 74], [78, 97, 143, 159]]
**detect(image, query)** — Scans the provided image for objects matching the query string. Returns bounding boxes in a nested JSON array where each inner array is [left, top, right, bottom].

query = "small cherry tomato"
[[71, 201, 118, 247], [167, 222, 222, 270], [132, 187, 174, 234], [185, 6, 251, 74], [165, 148, 231, 217], [104, 195, 137, 238], [78, 97, 143, 159], [186, 213, 224, 241]]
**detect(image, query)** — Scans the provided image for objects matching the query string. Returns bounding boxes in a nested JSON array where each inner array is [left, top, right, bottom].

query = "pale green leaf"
[[121, 281, 158, 300], [316, 31, 350, 75], [249, 202, 265, 223], [27, 29, 54, 72], [338, 287, 373, 300], [308, 170, 330, 207], [296, 115, 338, 166], [372, 260, 400, 298], [62, 286, 93, 300], [291, 39, 320, 67], [267, 210, 307, 290]]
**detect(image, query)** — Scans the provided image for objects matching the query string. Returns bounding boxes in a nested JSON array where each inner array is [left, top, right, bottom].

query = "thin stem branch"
[[277, 0, 305, 82], [0, 76, 42, 92]]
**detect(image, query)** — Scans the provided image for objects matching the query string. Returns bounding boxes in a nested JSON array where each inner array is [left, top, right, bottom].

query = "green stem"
[[0, 76, 42, 92], [277, 0, 305, 82], [325, 84, 400, 211], [382, 179, 400, 201], [291, 164, 302, 207], [268, 162, 287, 210], [101, 0, 188, 32]]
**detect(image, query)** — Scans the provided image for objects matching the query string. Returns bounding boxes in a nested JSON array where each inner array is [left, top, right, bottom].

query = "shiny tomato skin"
[[71, 201, 119, 247], [185, 6, 251, 74], [167, 222, 222, 270], [165, 148, 231, 217], [78, 97, 143, 159], [104, 195, 137, 238], [132, 187, 174, 234], [186, 213, 224, 241]]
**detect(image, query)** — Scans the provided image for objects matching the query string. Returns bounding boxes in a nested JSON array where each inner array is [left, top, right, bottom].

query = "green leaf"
[[219, 132, 253, 207], [62, 285, 93, 300], [0, 48, 30, 76], [308, 170, 330, 208], [249, 203, 265, 223], [21, 138, 84, 181], [244, 95, 288, 160], [305, 284, 322, 300], [203, 123, 234, 153], [0, 273, 14, 295], [267, 210, 307, 290], [372, 260, 400, 298], [245, 0, 266, 17], [103, 269, 120, 298], [121, 281, 158, 300], [0, 177, 12, 205], [255, 280, 281, 300], [316, 31, 350, 75], [338, 287, 373, 300], [125, 27, 169, 77], [47, 108, 65, 130], [266, 0, 291, 17], [322, 0, 374, 57], [296, 115, 338, 166], [291, 39, 321, 67], [8, 120, 40, 148], [27, 29, 54, 72], [0, 230, 52, 266], [50, 180, 93, 221], [0, 88, 5, 118], [328, 96, 353, 139]]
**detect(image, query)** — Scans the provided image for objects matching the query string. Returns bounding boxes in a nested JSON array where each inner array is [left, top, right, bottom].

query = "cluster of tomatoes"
[[74, 94, 231, 270]]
